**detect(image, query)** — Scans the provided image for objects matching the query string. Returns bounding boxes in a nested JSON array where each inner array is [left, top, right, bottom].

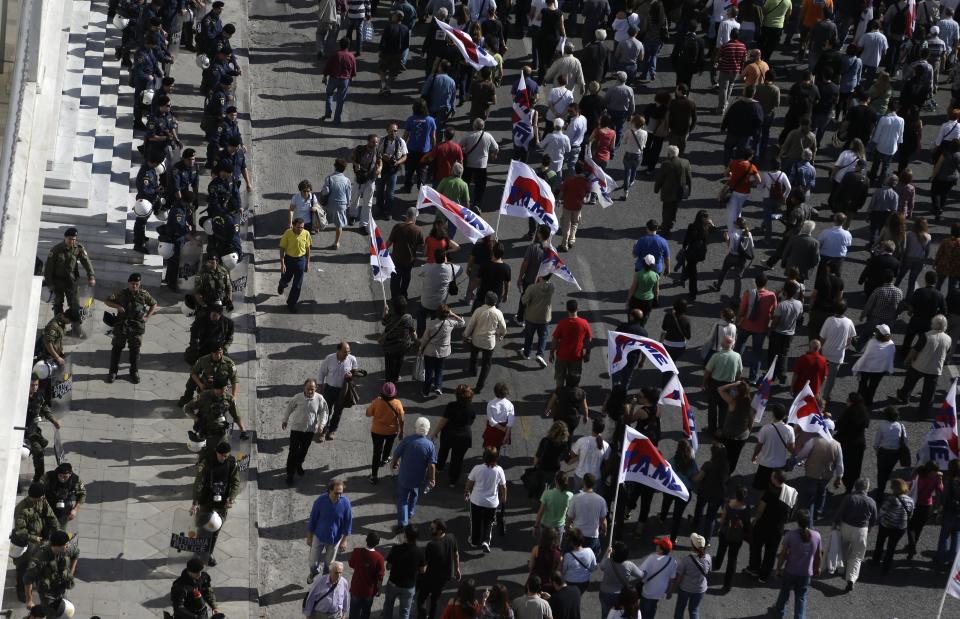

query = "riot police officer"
[[40, 309, 79, 369], [161, 199, 192, 292], [142, 94, 179, 163], [41, 463, 87, 527], [216, 106, 242, 153], [197, 1, 225, 57], [183, 377, 248, 460], [199, 48, 240, 98], [217, 137, 254, 209], [202, 77, 232, 167], [132, 38, 160, 130], [205, 163, 234, 217], [190, 441, 240, 566], [24, 530, 77, 613], [134, 156, 165, 254], [170, 556, 220, 617], [169, 148, 200, 215], [11, 483, 61, 602], [105, 273, 158, 384], [189, 300, 235, 357], [179, 345, 238, 406], [194, 253, 233, 311], [208, 211, 242, 265], [42, 228, 96, 324], [24, 376, 62, 483], [150, 75, 175, 119]]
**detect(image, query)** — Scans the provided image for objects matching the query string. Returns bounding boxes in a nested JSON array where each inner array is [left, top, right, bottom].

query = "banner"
[[511, 74, 535, 149], [368, 215, 396, 283], [607, 331, 678, 375], [752, 356, 777, 424], [946, 539, 960, 601], [499, 160, 560, 234], [787, 381, 831, 439], [919, 378, 959, 470], [618, 426, 689, 501], [583, 142, 616, 208], [658, 373, 699, 453], [537, 245, 581, 289], [417, 185, 495, 243], [434, 18, 498, 71]]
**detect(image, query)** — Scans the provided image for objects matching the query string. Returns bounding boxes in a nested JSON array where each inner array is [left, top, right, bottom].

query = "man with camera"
[[179, 344, 239, 407], [104, 273, 158, 384], [190, 441, 241, 566], [40, 463, 86, 528]]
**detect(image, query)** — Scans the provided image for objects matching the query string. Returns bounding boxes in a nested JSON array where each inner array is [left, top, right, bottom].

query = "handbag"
[[718, 167, 751, 204], [447, 263, 459, 296], [361, 19, 374, 42], [413, 354, 426, 382], [318, 177, 331, 207], [898, 426, 912, 467]]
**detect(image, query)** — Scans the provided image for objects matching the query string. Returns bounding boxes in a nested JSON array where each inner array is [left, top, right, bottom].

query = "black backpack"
[[676, 34, 702, 70], [890, 4, 908, 36]]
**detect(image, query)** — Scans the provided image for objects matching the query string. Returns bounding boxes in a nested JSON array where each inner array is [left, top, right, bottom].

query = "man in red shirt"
[[549, 299, 593, 391], [558, 162, 592, 251], [429, 127, 463, 184], [791, 340, 828, 397], [736, 273, 778, 381], [348, 531, 385, 617], [323, 38, 358, 124]]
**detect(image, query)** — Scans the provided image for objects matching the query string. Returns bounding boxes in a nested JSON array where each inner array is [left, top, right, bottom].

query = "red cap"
[[652, 537, 673, 552]]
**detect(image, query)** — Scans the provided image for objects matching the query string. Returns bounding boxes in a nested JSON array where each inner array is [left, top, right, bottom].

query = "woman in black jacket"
[[834, 392, 870, 492], [680, 210, 713, 299]]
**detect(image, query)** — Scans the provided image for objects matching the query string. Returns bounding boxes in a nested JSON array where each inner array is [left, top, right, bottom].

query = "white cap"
[[875, 324, 891, 336], [553, 118, 565, 129], [930, 25, 940, 35], [643, 254, 655, 266]]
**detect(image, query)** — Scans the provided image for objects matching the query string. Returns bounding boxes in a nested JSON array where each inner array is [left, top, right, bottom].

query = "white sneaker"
[[536, 355, 547, 367], [481, 542, 491, 553]]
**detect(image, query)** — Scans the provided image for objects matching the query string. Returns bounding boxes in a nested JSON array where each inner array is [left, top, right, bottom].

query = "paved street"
[[249, 4, 959, 619]]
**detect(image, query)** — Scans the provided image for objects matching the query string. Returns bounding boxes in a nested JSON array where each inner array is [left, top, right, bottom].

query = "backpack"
[[890, 4, 908, 36], [675, 34, 702, 70], [736, 231, 754, 260], [769, 172, 786, 202]]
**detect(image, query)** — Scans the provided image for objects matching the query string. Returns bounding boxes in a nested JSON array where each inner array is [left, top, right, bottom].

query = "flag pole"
[[936, 586, 948, 619], [607, 481, 623, 552]]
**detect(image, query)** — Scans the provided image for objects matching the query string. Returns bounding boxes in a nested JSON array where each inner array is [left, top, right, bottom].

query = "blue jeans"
[[346, 18, 364, 54], [609, 110, 630, 150], [936, 516, 960, 566], [397, 485, 420, 526], [423, 355, 445, 391], [640, 41, 662, 79], [376, 168, 399, 214], [640, 597, 660, 618], [774, 572, 810, 619], [802, 476, 830, 523], [734, 330, 767, 380], [612, 60, 638, 83], [279, 255, 307, 306], [382, 581, 416, 619], [599, 591, 620, 619], [349, 594, 374, 619], [325, 77, 350, 123], [522, 322, 548, 357], [674, 590, 704, 619], [623, 152, 641, 191]]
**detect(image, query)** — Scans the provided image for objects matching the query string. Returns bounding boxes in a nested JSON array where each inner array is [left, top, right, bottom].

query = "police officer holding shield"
[[183, 376, 248, 460], [191, 441, 240, 566], [24, 376, 62, 483], [40, 463, 86, 527], [179, 345, 238, 406]]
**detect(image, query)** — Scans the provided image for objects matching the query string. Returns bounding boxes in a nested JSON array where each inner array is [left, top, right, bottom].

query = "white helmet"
[[141, 89, 155, 105], [157, 242, 176, 259], [201, 511, 223, 532], [156, 161, 166, 176], [113, 15, 129, 29], [220, 252, 239, 270], [179, 301, 196, 317], [133, 199, 153, 218], [32, 359, 57, 380], [196, 54, 211, 70], [9, 539, 28, 558], [187, 430, 206, 453], [21, 446, 31, 461], [153, 207, 168, 223], [201, 218, 214, 235], [53, 598, 76, 618]]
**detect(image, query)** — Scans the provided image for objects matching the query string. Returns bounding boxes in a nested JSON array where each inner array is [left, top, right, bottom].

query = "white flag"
[[752, 356, 777, 424], [368, 216, 395, 283], [618, 426, 689, 501], [787, 381, 831, 439]]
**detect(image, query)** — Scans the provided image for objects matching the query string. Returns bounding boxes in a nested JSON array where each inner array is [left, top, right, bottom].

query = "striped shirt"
[[879, 494, 914, 530], [347, 0, 368, 19], [717, 40, 747, 74]]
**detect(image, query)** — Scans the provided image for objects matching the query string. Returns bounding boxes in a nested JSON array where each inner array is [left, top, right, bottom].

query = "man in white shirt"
[[545, 75, 575, 133], [540, 119, 572, 175], [818, 301, 857, 403], [565, 473, 608, 555], [544, 43, 586, 97], [868, 108, 905, 185], [751, 404, 796, 492], [716, 7, 741, 48], [318, 341, 360, 439], [857, 20, 889, 86], [564, 103, 587, 175], [459, 118, 499, 209]]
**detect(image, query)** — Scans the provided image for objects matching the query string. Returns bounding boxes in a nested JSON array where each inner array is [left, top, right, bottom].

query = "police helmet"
[[51, 598, 76, 618], [220, 252, 239, 271], [133, 199, 154, 218], [200, 217, 214, 235], [195, 54, 211, 70], [32, 359, 56, 380], [157, 242, 175, 259], [187, 430, 206, 453], [201, 511, 223, 532]]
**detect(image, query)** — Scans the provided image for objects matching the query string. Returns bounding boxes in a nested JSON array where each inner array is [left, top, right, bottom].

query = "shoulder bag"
[[447, 263, 459, 296], [718, 166, 751, 204], [415, 323, 443, 382], [898, 426, 912, 467], [318, 176, 331, 207], [773, 423, 798, 472], [642, 557, 675, 584]]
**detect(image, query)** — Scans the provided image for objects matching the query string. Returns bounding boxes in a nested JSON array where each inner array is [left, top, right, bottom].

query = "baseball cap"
[[690, 533, 706, 550], [643, 254, 655, 266], [875, 324, 891, 336], [553, 118, 565, 129], [652, 536, 673, 552]]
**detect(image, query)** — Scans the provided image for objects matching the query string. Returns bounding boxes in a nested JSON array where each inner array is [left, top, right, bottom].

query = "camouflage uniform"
[[170, 568, 218, 616], [41, 317, 66, 361], [189, 312, 235, 357], [24, 390, 57, 482], [181, 353, 238, 403], [24, 542, 78, 606], [183, 390, 241, 459], [192, 453, 241, 557], [194, 262, 233, 310], [11, 497, 61, 601], [107, 287, 157, 380], [43, 242, 95, 320], [41, 471, 87, 527]]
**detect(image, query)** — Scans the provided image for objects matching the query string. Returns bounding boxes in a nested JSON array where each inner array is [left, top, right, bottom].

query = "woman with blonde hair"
[[878, 211, 906, 259], [867, 69, 892, 115], [872, 478, 915, 574]]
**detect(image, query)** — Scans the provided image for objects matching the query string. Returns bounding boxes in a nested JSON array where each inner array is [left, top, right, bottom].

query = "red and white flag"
[[787, 381, 831, 439], [583, 142, 616, 208], [658, 373, 699, 453], [369, 215, 396, 283], [499, 160, 559, 233], [607, 331, 678, 375], [537, 244, 580, 289], [752, 357, 777, 424], [416, 185, 494, 244], [511, 74, 535, 149], [434, 18, 498, 71], [618, 426, 689, 500], [918, 378, 959, 470], [946, 540, 960, 600]]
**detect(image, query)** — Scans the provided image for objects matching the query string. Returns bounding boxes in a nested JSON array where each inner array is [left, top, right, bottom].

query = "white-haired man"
[[897, 314, 952, 420], [459, 118, 499, 210], [653, 145, 692, 233], [391, 417, 437, 532], [545, 42, 586, 96], [303, 559, 349, 618]]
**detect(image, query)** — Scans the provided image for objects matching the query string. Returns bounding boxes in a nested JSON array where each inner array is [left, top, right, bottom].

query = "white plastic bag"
[[361, 19, 374, 42], [413, 355, 426, 382], [826, 528, 844, 575]]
